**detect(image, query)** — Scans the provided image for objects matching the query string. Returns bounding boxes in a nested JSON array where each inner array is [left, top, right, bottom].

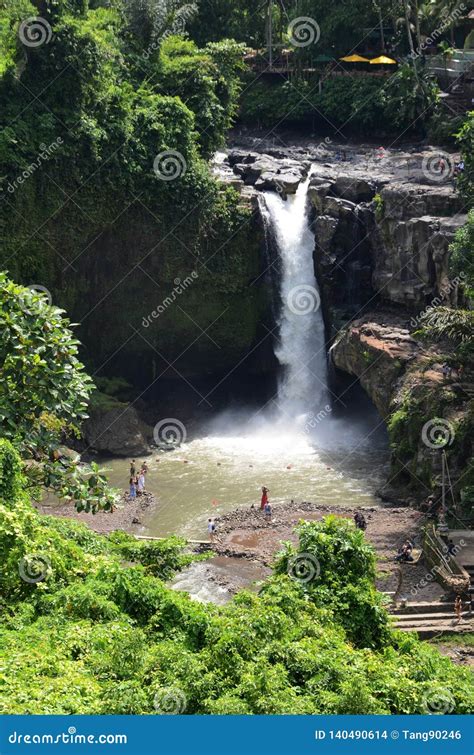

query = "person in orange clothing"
[[260, 486, 269, 510]]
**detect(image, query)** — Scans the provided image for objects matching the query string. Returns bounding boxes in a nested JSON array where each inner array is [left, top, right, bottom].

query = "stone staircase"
[[391, 599, 473, 638], [390, 559, 474, 638]]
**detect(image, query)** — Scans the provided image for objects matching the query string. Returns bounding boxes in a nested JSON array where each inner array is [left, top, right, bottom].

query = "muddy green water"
[[100, 416, 389, 541]]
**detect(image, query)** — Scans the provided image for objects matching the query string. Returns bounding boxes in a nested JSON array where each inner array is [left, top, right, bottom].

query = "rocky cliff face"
[[305, 149, 466, 329], [303, 146, 471, 507], [331, 313, 473, 506], [223, 138, 467, 329]]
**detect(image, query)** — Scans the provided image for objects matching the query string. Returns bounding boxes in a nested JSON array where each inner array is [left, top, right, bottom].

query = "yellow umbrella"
[[370, 55, 397, 64], [339, 54, 370, 63]]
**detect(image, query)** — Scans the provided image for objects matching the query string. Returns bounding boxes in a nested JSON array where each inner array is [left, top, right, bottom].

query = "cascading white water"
[[263, 177, 328, 421]]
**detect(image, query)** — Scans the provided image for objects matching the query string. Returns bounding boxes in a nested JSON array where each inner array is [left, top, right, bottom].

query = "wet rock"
[[255, 170, 301, 195], [232, 154, 307, 195], [82, 405, 152, 457], [227, 150, 259, 166], [333, 175, 375, 202], [331, 318, 418, 417], [323, 196, 357, 218], [372, 211, 467, 307], [381, 183, 462, 221], [331, 311, 473, 505], [308, 179, 333, 213]]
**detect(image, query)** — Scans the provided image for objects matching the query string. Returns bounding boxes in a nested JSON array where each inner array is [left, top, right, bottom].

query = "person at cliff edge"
[[260, 486, 269, 511]]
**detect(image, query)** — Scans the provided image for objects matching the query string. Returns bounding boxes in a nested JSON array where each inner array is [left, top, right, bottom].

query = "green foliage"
[[1, 473, 473, 714], [123, 0, 197, 50], [427, 111, 465, 147], [387, 361, 473, 502], [417, 306, 474, 345], [0, 437, 22, 501], [374, 193, 384, 221], [0, 273, 92, 443], [456, 112, 474, 206], [274, 517, 389, 649], [239, 69, 438, 134], [0, 274, 117, 512], [381, 64, 439, 129], [0, 3, 245, 287], [449, 209, 474, 305], [107, 530, 196, 578], [159, 36, 245, 157]]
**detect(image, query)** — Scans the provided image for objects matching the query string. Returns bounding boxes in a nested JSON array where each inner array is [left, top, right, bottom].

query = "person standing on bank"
[[208, 518, 216, 541], [454, 594, 463, 623]]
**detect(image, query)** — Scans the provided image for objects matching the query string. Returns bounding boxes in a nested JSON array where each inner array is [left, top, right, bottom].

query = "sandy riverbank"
[[210, 500, 446, 603], [35, 491, 154, 534]]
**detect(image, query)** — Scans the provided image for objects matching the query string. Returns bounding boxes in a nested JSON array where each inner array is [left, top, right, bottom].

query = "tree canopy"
[[0, 273, 117, 511]]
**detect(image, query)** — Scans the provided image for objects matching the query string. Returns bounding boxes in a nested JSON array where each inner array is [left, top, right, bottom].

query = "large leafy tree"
[[0, 272, 117, 512]]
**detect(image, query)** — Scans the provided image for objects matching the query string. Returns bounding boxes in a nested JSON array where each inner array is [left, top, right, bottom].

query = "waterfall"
[[262, 177, 328, 421]]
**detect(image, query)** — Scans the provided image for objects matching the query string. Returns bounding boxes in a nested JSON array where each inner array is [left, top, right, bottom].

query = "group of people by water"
[[128, 459, 148, 499]]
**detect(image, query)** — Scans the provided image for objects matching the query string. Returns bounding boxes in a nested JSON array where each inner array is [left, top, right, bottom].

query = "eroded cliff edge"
[[331, 314, 472, 508]]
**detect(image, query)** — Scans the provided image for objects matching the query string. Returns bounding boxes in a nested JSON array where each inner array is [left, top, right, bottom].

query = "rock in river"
[[82, 404, 152, 457]]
